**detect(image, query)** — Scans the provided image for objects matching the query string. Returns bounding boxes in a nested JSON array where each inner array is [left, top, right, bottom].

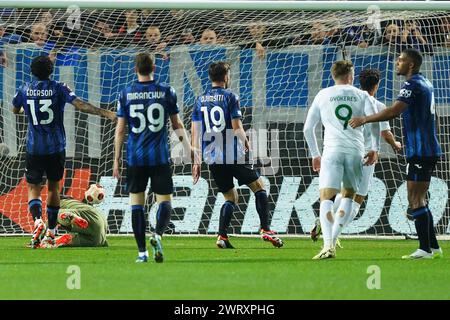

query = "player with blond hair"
[[304, 60, 380, 259], [310, 68, 402, 243]]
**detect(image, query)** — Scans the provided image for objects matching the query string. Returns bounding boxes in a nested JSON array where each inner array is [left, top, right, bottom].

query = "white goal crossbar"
[[1, 1, 450, 11]]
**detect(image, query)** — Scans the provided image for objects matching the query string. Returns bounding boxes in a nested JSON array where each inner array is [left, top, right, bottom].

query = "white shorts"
[[356, 164, 375, 197], [319, 151, 363, 191]]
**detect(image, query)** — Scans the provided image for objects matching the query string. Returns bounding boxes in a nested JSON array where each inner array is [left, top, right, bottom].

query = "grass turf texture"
[[1, 236, 449, 300]]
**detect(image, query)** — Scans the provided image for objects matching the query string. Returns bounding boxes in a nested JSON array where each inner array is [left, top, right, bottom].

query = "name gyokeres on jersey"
[[329, 95, 358, 102], [174, 303, 275, 317]]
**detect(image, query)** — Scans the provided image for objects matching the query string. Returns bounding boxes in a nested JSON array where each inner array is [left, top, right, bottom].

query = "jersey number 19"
[[201, 106, 225, 133]]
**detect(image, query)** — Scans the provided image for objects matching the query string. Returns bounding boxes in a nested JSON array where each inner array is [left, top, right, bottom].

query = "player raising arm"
[[12, 55, 116, 249], [349, 49, 443, 259], [113, 52, 189, 263], [192, 61, 283, 249], [303, 60, 380, 260]]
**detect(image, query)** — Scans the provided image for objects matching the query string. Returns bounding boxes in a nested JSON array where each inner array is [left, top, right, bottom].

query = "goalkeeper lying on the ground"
[[38, 194, 108, 248]]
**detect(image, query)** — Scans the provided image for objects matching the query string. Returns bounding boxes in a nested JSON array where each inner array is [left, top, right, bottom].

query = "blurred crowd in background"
[[0, 8, 449, 66]]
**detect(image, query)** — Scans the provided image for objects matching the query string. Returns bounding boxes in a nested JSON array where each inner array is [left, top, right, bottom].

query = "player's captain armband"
[[398, 88, 412, 98]]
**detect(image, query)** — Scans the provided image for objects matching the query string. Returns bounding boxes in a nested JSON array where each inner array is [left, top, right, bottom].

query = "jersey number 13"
[[28, 99, 54, 125]]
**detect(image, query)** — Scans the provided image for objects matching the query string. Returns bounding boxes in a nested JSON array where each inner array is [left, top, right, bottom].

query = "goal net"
[[0, 3, 449, 237]]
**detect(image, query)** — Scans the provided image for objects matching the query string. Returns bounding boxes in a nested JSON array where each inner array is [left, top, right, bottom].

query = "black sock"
[[131, 205, 146, 252], [219, 201, 235, 237], [46, 206, 59, 229], [28, 199, 42, 221], [255, 190, 270, 231], [426, 206, 439, 250], [155, 201, 172, 236], [413, 207, 431, 253], [406, 208, 414, 221]]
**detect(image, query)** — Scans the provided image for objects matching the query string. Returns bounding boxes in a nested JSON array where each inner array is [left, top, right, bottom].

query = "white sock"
[[154, 234, 162, 241], [343, 200, 361, 229], [350, 201, 361, 221], [320, 200, 334, 249], [139, 250, 149, 257], [332, 197, 352, 247], [333, 193, 342, 214]]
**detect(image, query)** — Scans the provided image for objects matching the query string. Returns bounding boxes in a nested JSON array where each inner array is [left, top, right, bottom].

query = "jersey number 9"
[[335, 104, 353, 129], [430, 92, 435, 115], [130, 103, 164, 133]]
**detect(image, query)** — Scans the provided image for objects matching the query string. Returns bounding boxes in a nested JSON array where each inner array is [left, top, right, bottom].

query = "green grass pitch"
[[1, 236, 449, 300]]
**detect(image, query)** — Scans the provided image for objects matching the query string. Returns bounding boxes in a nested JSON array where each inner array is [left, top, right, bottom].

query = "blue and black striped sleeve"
[[12, 86, 23, 109], [396, 81, 415, 106], [192, 97, 202, 122], [59, 82, 77, 104], [229, 93, 242, 119], [167, 87, 180, 115], [116, 90, 125, 118]]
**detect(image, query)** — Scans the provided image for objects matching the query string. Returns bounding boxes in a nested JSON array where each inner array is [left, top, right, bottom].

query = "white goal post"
[[0, 1, 449, 237], [1, 1, 450, 11]]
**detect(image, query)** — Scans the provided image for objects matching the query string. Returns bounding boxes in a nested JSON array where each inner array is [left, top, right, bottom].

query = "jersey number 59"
[[130, 103, 164, 133]]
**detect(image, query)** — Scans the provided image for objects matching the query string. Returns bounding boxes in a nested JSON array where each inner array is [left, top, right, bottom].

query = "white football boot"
[[313, 246, 336, 260], [431, 247, 443, 259], [402, 249, 433, 260]]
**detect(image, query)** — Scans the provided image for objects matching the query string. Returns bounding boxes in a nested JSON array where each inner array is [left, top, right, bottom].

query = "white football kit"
[[357, 96, 391, 196], [304, 84, 381, 191]]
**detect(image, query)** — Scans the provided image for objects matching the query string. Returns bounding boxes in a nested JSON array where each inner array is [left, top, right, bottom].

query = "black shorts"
[[25, 151, 65, 184], [209, 164, 260, 193], [127, 164, 174, 195], [406, 156, 438, 182]]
